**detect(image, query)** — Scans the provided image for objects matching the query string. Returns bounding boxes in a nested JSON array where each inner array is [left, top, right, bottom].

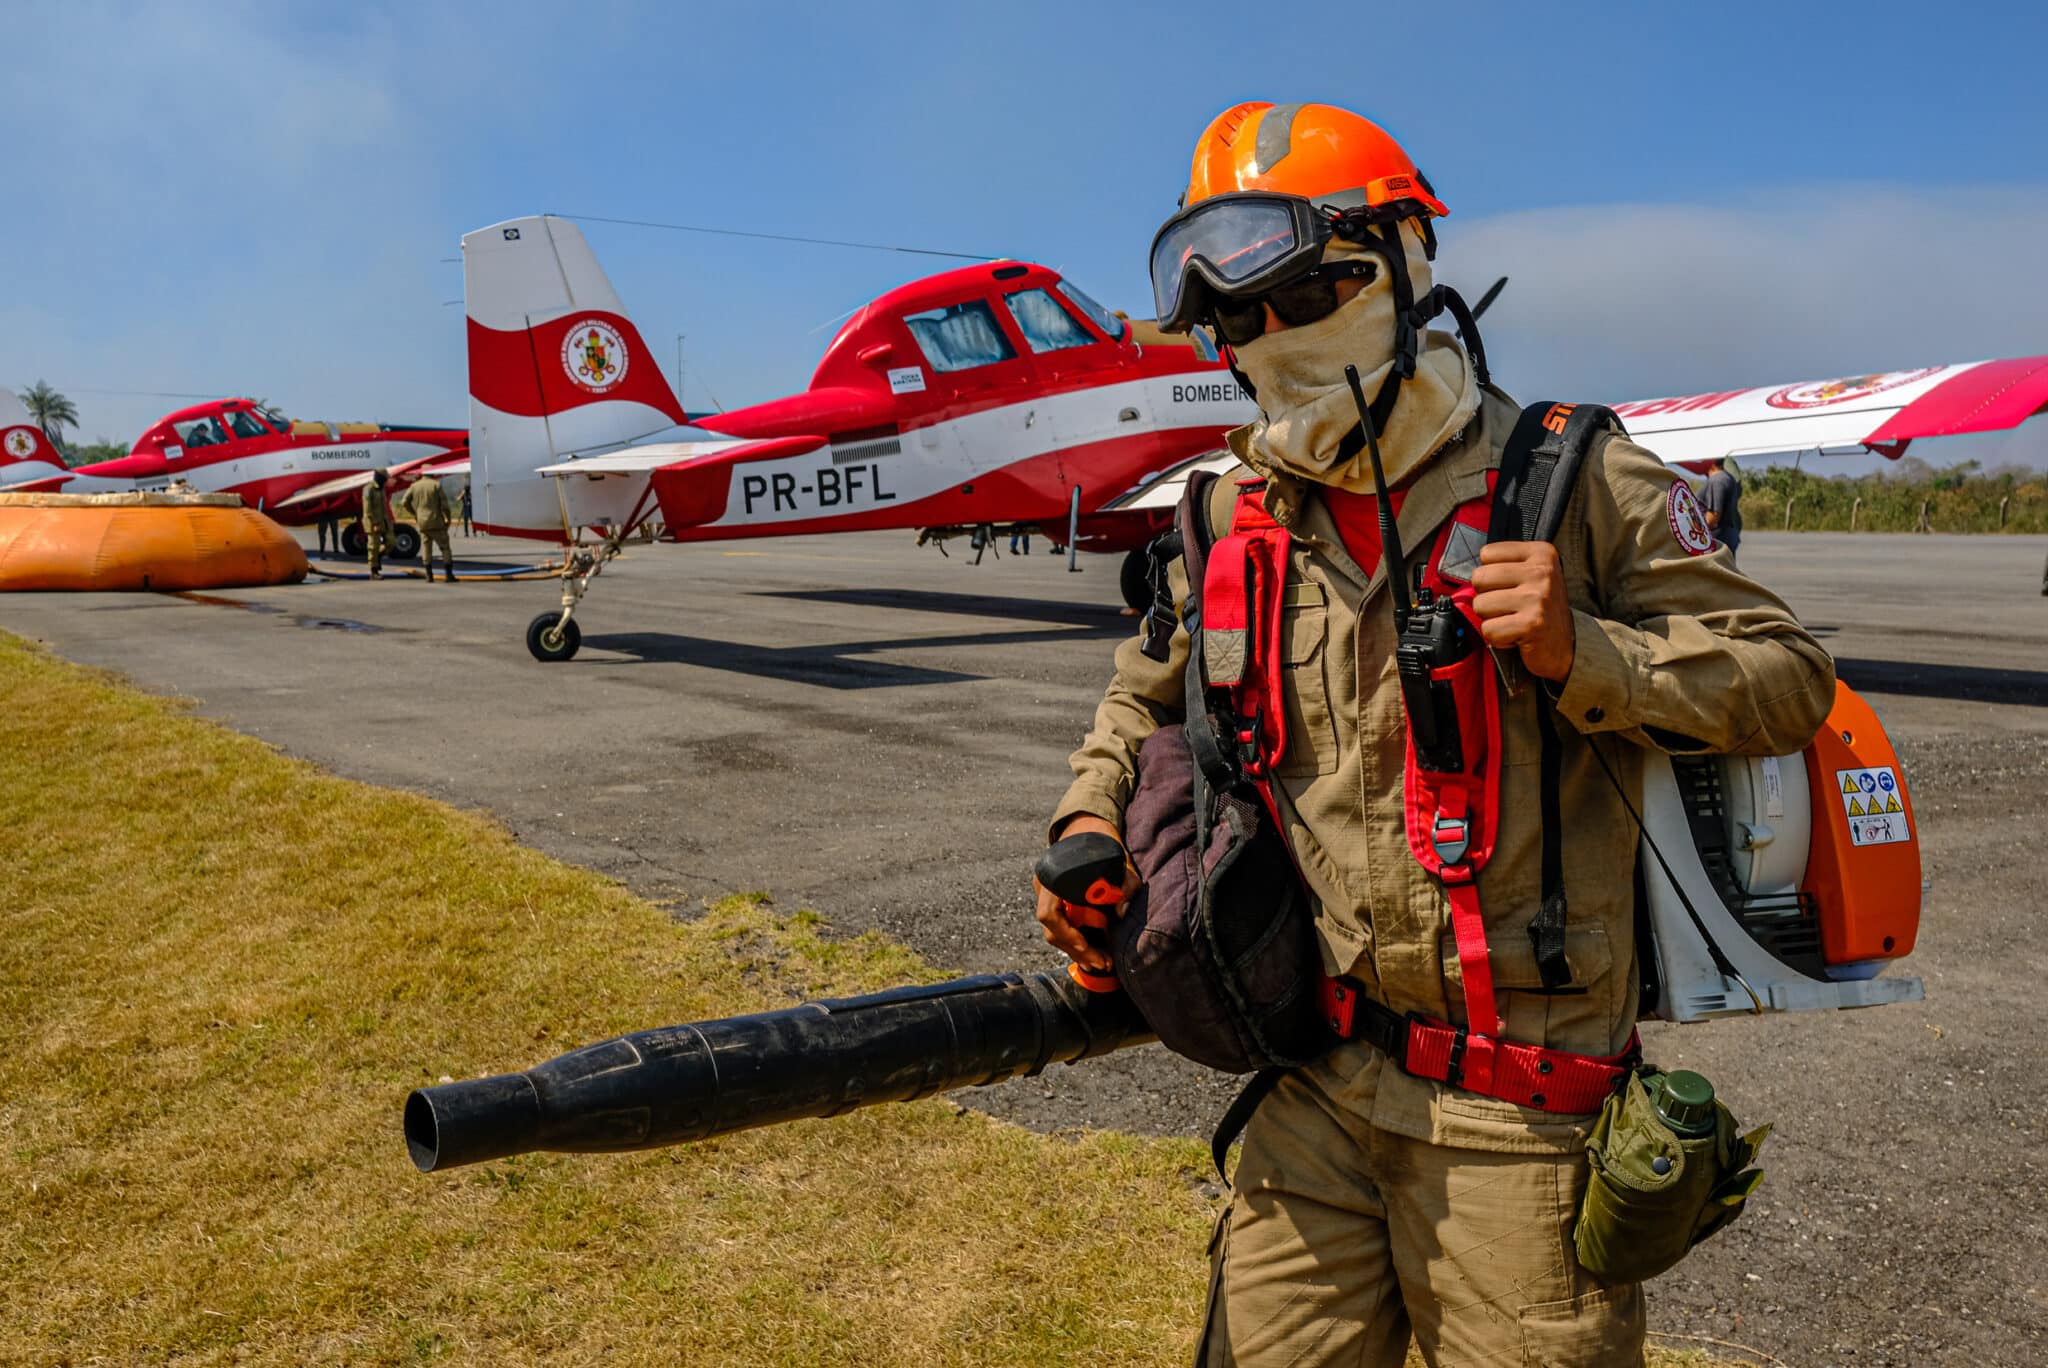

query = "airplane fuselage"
[[3, 397, 466, 523]]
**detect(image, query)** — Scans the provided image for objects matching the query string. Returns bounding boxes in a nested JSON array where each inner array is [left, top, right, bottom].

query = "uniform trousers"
[[1199, 1041, 1644, 1367]]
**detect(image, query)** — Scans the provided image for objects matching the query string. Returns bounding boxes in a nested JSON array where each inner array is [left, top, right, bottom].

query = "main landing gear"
[[339, 521, 420, 561]]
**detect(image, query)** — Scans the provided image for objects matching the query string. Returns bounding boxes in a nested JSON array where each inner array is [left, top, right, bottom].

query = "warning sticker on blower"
[[1836, 766, 1910, 846]]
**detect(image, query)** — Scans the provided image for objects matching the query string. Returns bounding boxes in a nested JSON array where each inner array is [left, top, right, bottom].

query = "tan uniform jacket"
[[361, 482, 392, 531], [400, 477, 452, 531], [1052, 388, 1835, 1154]]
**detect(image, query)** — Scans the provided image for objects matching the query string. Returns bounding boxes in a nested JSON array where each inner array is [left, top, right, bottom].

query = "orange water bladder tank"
[[0, 492, 308, 592]]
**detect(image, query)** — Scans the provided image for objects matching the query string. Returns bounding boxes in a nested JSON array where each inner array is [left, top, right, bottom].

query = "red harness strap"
[[1202, 482, 1293, 778], [1318, 974, 1637, 1114], [1208, 479, 1634, 1114]]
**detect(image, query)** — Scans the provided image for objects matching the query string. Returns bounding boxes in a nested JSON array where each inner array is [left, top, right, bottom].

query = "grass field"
[[0, 633, 1722, 1366]]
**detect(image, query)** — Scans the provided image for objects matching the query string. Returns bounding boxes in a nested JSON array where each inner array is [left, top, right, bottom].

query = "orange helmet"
[[1184, 102, 1447, 219]]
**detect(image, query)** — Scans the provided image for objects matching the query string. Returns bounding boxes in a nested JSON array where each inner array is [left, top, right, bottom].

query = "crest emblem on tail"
[[563, 319, 629, 394]]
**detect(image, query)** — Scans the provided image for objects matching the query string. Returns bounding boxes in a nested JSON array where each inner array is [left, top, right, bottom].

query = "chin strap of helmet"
[[1327, 215, 1490, 466], [1221, 343, 1258, 405]]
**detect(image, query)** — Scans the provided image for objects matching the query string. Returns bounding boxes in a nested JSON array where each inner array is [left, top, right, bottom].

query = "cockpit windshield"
[[224, 408, 271, 440], [257, 405, 289, 432], [904, 300, 1017, 373], [1055, 281, 1127, 343], [1004, 288, 1094, 354]]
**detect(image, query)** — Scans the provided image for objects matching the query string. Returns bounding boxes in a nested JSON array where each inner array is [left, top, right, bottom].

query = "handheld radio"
[[1343, 363, 1478, 775]]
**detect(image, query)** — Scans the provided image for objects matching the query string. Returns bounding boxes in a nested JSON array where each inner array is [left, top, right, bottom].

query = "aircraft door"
[[898, 295, 1036, 484], [1003, 285, 1150, 497]]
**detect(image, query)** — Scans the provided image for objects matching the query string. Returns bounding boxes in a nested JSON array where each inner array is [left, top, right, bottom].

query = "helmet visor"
[[1149, 194, 1325, 332]]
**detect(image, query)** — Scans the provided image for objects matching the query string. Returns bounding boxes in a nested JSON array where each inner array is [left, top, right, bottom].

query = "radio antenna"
[[1344, 363, 1412, 631]]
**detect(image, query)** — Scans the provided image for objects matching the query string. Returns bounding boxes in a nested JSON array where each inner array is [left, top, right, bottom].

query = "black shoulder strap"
[[1488, 401, 1621, 546], [1486, 401, 1624, 992]]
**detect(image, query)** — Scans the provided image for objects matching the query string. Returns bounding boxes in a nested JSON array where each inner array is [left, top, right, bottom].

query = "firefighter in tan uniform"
[[361, 468, 394, 578], [399, 472, 456, 582], [1035, 103, 1836, 1366]]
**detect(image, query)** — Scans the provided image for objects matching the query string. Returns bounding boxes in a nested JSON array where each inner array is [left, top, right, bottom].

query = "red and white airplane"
[[466, 216, 2048, 660], [464, 215, 1250, 658], [1130, 356, 2048, 511], [0, 394, 469, 559]]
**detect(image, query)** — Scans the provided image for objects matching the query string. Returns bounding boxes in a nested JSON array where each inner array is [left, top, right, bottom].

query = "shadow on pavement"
[[580, 618, 1129, 688], [759, 587, 1133, 635], [1834, 657, 2048, 707]]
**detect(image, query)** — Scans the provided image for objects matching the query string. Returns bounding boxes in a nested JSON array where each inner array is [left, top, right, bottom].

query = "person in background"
[[361, 468, 393, 578], [1700, 457, 1744, 560], [316, 509, 341, 557], [400, 472, 457, 583], [1010, 524, 1031, 555], [459, 481, 474, 537]]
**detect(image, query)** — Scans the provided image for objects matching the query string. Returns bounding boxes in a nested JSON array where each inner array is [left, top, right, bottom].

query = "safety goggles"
[[1206, 259, 1377, 345], [1153, 191, 1383, 333]]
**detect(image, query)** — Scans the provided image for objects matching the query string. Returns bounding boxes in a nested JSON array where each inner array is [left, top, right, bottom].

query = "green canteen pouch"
[[1573, 1070, 1771, 1284]]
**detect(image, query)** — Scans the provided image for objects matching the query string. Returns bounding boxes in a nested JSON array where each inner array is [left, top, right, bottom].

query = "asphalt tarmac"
[[4, 528, 2044, 1366]]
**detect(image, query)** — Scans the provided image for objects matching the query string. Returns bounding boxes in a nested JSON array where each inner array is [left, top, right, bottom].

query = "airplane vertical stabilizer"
[[462, 215, 686, 537], [0, 388, 75, 488]]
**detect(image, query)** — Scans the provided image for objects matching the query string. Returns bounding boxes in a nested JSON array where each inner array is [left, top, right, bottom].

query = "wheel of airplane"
[[391, 525, 421, 561], [1119, 547, 1151, 614], [526, 612, 582, 662], [340, 522, 367, 558]]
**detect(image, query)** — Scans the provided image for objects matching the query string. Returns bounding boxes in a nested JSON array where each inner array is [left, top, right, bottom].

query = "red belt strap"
[[1317, 975, 1636, 1115]]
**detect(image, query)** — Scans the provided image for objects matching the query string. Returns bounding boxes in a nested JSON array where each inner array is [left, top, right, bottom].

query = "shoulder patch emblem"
[[1667, 482, 1715, 556]]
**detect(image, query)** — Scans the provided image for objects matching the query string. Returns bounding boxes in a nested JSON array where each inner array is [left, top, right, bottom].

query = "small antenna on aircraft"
[[552, 212, 999, 263], [1471, 276, 1508, 320]]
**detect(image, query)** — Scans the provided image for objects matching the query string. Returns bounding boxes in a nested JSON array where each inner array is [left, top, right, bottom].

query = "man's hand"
[[1034, 815, 1138, 975], [1471, 541, 1577, 682]]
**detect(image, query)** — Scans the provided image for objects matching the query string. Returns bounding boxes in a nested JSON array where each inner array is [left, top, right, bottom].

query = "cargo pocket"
[[1276, 583, 1337, 778], [1517, 1282, 1644, 1366], [1192, 1201, 1235, 1366]]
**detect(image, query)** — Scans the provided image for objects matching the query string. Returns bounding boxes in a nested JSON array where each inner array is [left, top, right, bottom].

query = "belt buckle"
[[1430, 811, 1471, 865], [1318, 974, 1360, 1038]]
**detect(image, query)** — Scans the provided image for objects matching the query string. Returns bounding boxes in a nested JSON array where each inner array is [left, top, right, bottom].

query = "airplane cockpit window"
[[173, 416, 228, 450], [903, 300, 1017, 373], [257, 405, 290, 432], [1004, 288, 1094, 354], [224, 408, 271, 440], [1055, 282, 1127, 343]]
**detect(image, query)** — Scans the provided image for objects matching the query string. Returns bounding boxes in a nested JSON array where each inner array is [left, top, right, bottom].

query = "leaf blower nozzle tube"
[[404, 971, 1155, 1173]]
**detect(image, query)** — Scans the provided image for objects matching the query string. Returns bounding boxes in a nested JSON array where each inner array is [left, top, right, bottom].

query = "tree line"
[[1736, 458, 2048, 535]]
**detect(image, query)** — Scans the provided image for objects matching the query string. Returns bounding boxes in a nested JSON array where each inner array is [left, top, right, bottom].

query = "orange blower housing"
[[1802, 683, 1921, 966]]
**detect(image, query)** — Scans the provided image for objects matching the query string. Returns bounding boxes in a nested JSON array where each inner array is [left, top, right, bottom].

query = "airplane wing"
[[1099, 448, 1244, 514], [530, 435, 829, 533], [1615, 355, 2048, 465], [0, 472, 73, 493], [272, 450, 471, 510]]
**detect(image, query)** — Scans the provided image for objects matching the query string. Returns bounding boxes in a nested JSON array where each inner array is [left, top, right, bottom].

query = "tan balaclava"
[[1231, 222, 1478, 492]]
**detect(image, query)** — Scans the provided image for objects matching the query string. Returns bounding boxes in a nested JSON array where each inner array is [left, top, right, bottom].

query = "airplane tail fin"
[[462, 215, 686, 537], [0, 388, 70, 484]]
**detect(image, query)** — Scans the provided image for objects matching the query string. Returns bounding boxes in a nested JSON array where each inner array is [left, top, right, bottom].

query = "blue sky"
[[8, 1, 2047, 470]]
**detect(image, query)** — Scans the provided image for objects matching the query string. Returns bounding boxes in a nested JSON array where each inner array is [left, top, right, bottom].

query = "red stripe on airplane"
[[468, 310, 686, 426], [1864, 355, 2048, 444]]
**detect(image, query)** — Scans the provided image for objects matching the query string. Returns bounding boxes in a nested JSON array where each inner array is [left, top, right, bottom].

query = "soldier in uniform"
[[1035, 103, 1836, 1366], [361, 468, 393, 578], [400, 471, 457, 583]]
